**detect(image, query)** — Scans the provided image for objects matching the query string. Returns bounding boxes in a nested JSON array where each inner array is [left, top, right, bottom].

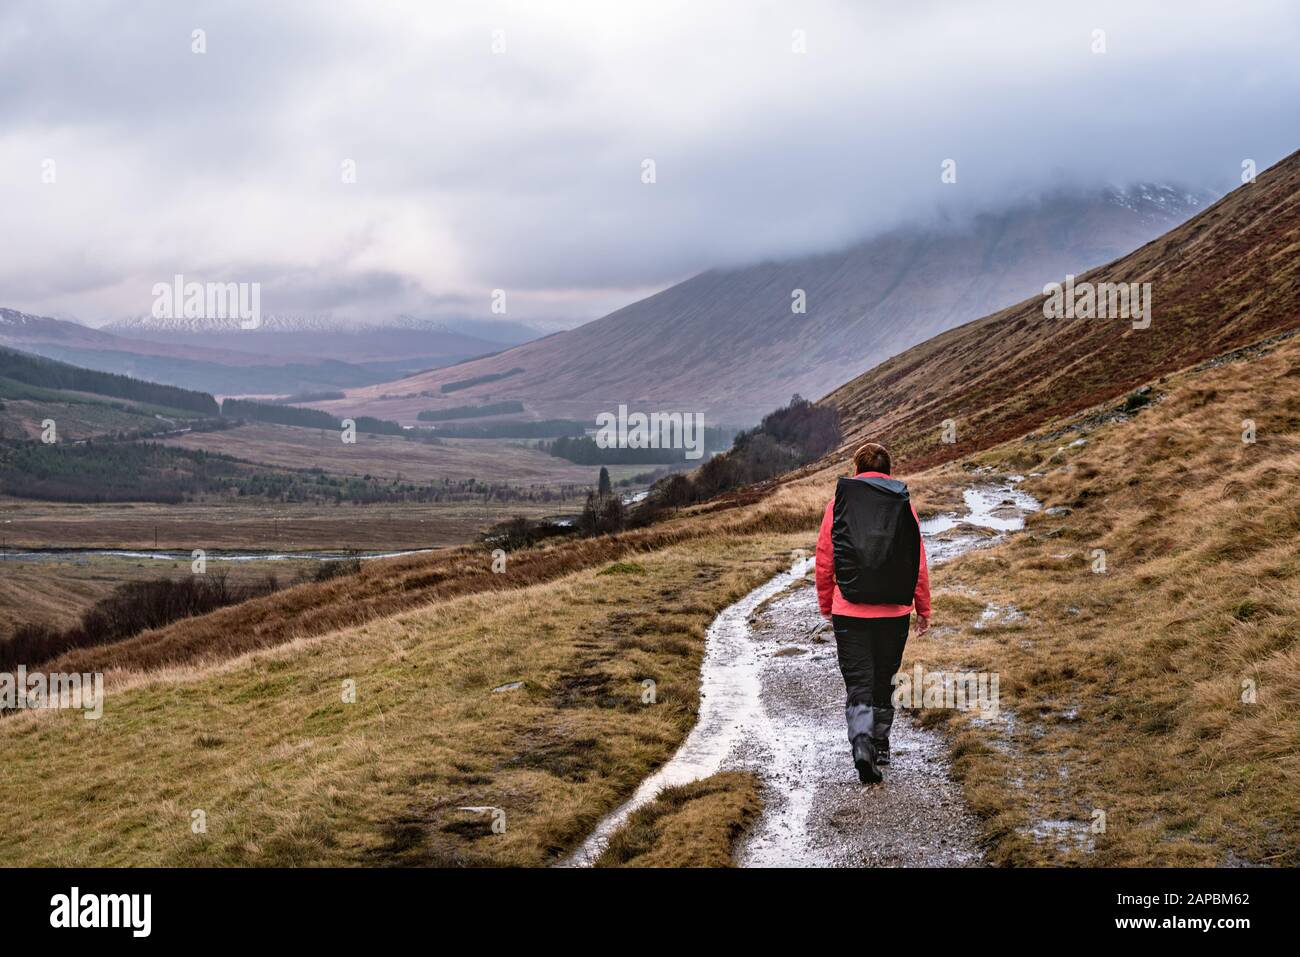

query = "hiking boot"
[[871, 706, 895, 765], [852, 735, 883, 784]]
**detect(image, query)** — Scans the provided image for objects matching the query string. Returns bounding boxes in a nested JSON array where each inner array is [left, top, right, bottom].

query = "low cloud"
[[1, 0, 1296, 327]]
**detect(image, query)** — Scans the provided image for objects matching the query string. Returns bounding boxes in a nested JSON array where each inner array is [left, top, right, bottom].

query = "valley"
[[155, 421, 646, 486], [6, 1, 1300, 934], [0, 147, 1295, 870], [0, 347, 642, 635]]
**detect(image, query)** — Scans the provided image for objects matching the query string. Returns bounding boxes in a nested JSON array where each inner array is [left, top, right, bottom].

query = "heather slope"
[[821, 150, 1300, 470], [903, 331, 1300, 864]]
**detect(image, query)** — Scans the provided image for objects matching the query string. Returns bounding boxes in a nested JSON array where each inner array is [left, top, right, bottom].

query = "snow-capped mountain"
[[106, 313, 340, 335], [1103, 184, 1218, 226]]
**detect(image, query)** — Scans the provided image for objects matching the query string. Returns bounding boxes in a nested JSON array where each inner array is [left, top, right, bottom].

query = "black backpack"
[[831, 475, 921, 605]]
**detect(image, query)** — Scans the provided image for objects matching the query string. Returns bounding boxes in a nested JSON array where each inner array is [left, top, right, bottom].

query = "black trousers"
[[832, 613, 910, 745]]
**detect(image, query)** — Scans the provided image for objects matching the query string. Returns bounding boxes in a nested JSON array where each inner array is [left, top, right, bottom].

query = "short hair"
[[852, 442, 891, 475]]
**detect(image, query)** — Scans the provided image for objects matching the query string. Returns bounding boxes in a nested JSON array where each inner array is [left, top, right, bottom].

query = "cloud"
[[1, 0, 1297, 327]]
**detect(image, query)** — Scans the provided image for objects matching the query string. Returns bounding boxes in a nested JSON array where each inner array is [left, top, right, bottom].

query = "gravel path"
[[566, 480, 1038, 867], [733, 581, 982, 866]]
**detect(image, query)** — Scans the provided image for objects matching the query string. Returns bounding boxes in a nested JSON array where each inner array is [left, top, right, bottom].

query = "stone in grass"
[[492, 681, 524, 693]]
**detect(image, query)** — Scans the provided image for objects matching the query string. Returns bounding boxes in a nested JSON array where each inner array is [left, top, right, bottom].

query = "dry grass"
[[40, 479, 828, 680], [594, 772, 762, 867], [0, 534, 803, 866], [898, 334, 1300, 865], [0, 393, 993, 869], [0, 555, 317, 632]]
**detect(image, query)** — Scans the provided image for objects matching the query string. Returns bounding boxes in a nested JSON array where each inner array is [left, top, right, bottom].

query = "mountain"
[[0, 309, 519, 397], [1, 307, 279, 363], [819, 150, 1300, 470], [781, 150, 1300, 867], [392, 315, 542, 346], [332, 185, 1214, 426]]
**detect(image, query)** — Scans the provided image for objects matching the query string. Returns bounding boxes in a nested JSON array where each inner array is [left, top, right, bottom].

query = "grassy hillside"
[[822, 149, 1300, 471], [0, 345, 222, 444], [0, 397, 195, 444], [0, 535, 800, 866], [889, 330, 1300, 864]]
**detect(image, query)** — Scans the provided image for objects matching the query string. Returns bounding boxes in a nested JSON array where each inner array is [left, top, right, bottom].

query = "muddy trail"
[[565, 479, 1039, 867]]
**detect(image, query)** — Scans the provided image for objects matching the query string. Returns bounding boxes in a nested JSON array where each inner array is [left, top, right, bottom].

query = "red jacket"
[[815, 471, 930, 619]]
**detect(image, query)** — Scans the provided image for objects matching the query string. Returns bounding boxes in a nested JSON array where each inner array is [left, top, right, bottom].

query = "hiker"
[[815, 442, 930, 784]]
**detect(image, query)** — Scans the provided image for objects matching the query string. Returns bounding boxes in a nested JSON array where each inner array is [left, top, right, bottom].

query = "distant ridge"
[[1, 308, 530, 396]]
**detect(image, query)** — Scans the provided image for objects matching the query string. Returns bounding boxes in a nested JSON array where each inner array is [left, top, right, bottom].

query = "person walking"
[[814, 442, 930, 784]]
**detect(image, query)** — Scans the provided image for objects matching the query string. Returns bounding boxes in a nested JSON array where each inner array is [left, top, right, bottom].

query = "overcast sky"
[[1, 0, 1297, 329]]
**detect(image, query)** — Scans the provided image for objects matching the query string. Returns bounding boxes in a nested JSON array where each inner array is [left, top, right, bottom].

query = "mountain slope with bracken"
[[325, 186, 1211, 426], [820, 150, 1300, 469]]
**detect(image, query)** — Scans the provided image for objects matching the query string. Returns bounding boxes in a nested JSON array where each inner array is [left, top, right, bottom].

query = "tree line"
[[0, 572, 283, 672], [0, 440, 601, 505], [639, 395, 842, 514], [427, 419, 586, 439], [220, 398, 406, 435], [440, 367, 524, 393], [541, 425, 735, 465], [418, 400, 524, 421], [0, 346, 218, 415]]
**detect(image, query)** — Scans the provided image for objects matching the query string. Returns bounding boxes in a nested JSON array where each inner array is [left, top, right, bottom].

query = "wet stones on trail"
[[567, 481, 1039, 867], [733, 581, 984, 867]]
